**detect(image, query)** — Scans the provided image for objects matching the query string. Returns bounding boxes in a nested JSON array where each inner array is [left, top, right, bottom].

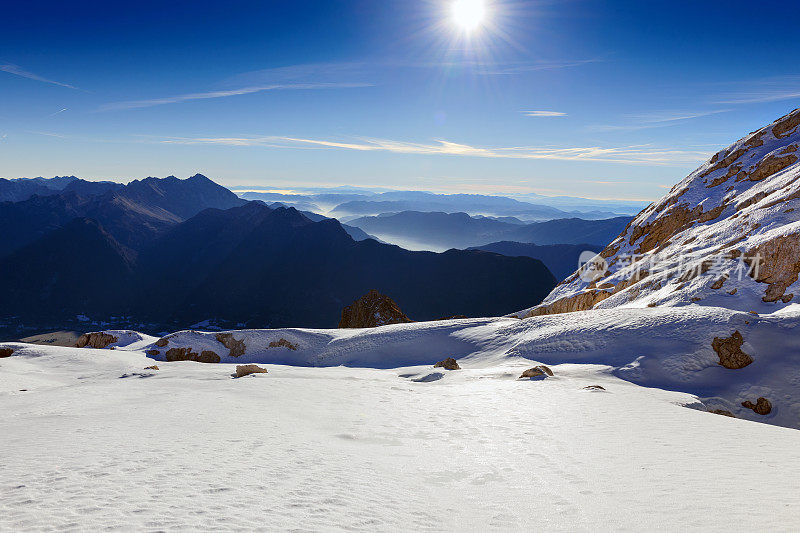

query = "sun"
[[451, 0, 487, 32]]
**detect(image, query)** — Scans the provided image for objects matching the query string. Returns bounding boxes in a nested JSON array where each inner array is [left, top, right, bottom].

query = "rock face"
[[216, 333, 246, 357], [742, 397, 772, 415], [338, 290, 413, 328], [75, 332, 118, 349], [0, 347, 14, 358], [164, 347, 220, 364], [433, 358, 461, 370], [235, 364, 268, 378], [515, 108, 800, 317], [520, 365, 554, 379], [712, 331, 754, 369]]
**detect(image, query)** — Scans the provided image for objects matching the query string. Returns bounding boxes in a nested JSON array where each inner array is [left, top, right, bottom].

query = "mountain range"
[[0, 176, 558, 332], [345, 211, 631, 251]]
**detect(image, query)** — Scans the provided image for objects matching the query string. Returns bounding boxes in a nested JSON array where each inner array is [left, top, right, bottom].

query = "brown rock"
[[154, 337, 169, 348], [197, 350, 221, 364], [711, 331, 753, 369], [0, 347, 14, 358], [338, 290, 413, 328], [742, 397, 772, 415], [165, 347, 199, 362], [745, 234, 800, 303], [709, 409, 736, 418], [146, 350, 160, 356], [772, 109, 800, 138], [216, 333, 246, 357], [75, 332, 118, 349], [235, 364, 268, 378], [433, 357, 460, 370], [747, 153, 797, 182], [268, 338, 298, 350], [520, 365, 553, 379], [144, 365, 159, 371]]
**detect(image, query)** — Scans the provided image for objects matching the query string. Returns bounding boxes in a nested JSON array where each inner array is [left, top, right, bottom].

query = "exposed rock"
[[0, 347, 14, 358], [747, 153, 797, 182], [339, 289, 413, 328], [154, 337, 169, 348], [433, 357, 461, 370], [583, 385, 606, 391], [709, 409, 736, 418], [165, 347, 199, 362], [745, 234, 800, 303], [75, 332, 118, 349], [520, 365, 553, 379], [235, 364, 268, 378], [144, 365, 159, 370], [525, 289, 612, 317], [197, 351, 221, 364], [772, 109, 800, 138], [268, 338, 298, 350], [216, 333, 246, 357], [711, 331, 753, 369], [146, 350, 160, 357], [742, 397, 772, 415]]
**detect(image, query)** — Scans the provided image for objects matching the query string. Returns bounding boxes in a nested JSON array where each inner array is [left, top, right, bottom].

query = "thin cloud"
[[0, 63, 77, 89], [49, 108, 68, 117], [160, 135, 709, 165], [713, 76, 800, 104], [99, 82, 372, 111], [522, 110, 566, 117], [474, 59, 600, 75], [590, 109, 730, 132]]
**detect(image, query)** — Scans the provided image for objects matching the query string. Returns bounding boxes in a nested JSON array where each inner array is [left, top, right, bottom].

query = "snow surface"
[[3, 339, 800, 531]]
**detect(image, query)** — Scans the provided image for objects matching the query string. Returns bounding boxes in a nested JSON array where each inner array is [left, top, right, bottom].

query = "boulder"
[[216, 333, 246, 357], [338, 290, 413, 328], [0, 347, 14, 358], [520, 365, 553, 379], [165, 347, 199, 362], [433, 357, 461, 370], [197, 351, 221, 364], [75, 332, 118, 349], [235, 364, 268, 378], [742, 397, 772, 415], [144, 365, 159, 370], [711, 331, 753, 369]]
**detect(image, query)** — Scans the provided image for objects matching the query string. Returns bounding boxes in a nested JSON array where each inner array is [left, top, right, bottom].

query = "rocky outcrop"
[[268, 338, 298, 350], [164, 347, 220, 363], [519, 365, 553, 379], [216, 333, 246, 357], [338, 290, 413, 328], [742, 397, 772, 415], [235, 364, 268, 378], [75, 332, 118, 349], [746, 234, 800, 303], [144, 365, 159, 370], [711, 331, 753, 369], [433, 357, 460, 370], [155, 337, 169, 347], [0, 347, 14, 358]]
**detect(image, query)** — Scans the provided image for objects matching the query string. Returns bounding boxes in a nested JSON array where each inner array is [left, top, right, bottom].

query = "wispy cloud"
[[0, 63, 77, 89], [472, 59, 600, 75], [715, 78, 800, 104], [49, 108, 68, 117], [99, 82, 372, 111], [522, 110, 566, 117], [160, 135, 709, 165], [590, 109, 730, 132]]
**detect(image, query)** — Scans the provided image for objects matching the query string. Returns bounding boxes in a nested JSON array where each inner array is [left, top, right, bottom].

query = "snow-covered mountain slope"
[[516, 108, 800, 318], [52, 302, 800, 428], [3, 340, 800, 531]]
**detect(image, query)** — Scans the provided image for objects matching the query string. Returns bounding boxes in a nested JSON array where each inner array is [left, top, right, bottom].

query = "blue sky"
[[1, 0, 799, 200]]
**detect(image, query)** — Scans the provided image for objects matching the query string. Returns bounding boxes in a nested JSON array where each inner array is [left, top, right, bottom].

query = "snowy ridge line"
[[51, 304, 800, 428]]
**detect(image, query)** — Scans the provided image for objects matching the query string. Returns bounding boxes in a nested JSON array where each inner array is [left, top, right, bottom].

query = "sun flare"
[[451, 0, 487, 32]]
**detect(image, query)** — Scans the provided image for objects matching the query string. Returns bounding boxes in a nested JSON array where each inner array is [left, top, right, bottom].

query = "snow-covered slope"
[[3, 340, 800, 531], [52, 302, 799, 428], [517, 108, 800, 317]]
